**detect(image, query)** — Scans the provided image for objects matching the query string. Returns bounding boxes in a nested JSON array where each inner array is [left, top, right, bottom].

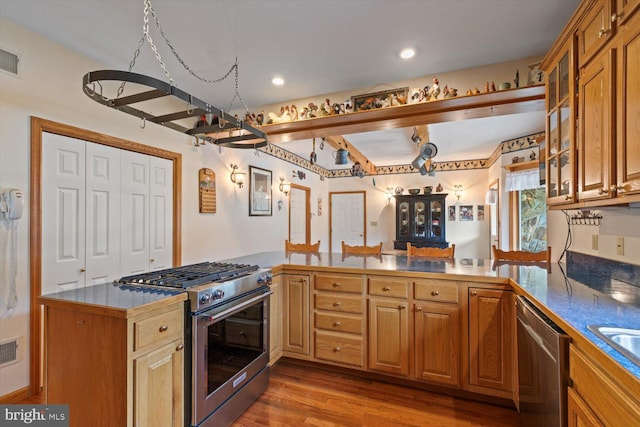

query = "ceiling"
[[0, 0, 580, 170]]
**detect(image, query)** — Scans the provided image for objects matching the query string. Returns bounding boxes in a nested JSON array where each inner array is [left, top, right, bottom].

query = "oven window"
[[206, 302, 265, 394]]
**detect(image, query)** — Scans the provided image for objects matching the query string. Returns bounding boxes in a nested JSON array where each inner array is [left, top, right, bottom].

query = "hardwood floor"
[[19, 359, 519, 426], [234, 359, 519, 426]]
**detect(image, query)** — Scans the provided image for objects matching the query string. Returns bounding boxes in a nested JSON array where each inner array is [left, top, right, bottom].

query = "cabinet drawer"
[[134, 308, 183, 351], [368, 277, 409, 298], [315, 293, 363, 314], [315, 274, 364, 293], [315, 312, 362, 335], [414, 280, 459, 303], [570, 345, 640, 425], [315, 331, 364, 367]]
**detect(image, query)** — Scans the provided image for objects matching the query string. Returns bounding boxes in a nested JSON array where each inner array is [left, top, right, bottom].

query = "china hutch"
[[394, 194, 448, 250]]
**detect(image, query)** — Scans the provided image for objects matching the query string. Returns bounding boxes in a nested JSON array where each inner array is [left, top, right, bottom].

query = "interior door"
[[330, 191, 365, 252], [488, 179, 500, 253], [289, 185, 310, 244]]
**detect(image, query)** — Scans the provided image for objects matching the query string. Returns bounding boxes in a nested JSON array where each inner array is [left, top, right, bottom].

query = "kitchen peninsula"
[[39, 251, 640, 427]]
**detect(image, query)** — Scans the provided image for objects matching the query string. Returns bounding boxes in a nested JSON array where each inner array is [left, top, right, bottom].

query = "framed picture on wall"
[[459, 205, 474, 221], [477, 205, 485, 220], [249, 166, 272, 216], [448, 205, 456, 221]]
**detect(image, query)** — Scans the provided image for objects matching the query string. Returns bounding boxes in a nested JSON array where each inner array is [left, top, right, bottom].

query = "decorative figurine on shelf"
[[410, 88, 422, 103], [443, 85, 458, 98], [436, 183, 443, 193], [530, 150, 537, 161], [267, 105, 292, 124], [514, 69, 520, 88], [333, 103, 342, 114], [473, 87, 481, 95], [466, 88, 473, 96], [344, 99, 353, 113], [290, 104, 299, 121], [491, 81, 496, 92], [429, 77, 441, 99], [256, 111, 264, 125], [485, 81, 490, 93]]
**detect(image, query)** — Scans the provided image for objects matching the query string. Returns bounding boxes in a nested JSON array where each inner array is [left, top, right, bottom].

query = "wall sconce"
[[454, 184, 463, 201], [386, 187, 395, 205], [230, 164, 245, 188], [279, 177, 291, 196]]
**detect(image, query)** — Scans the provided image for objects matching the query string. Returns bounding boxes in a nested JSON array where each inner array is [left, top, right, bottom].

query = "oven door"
[[192, 288, 271, 426]]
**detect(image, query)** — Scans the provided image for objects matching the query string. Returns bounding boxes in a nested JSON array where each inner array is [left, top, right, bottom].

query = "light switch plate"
[[616, 237, 624, 256]]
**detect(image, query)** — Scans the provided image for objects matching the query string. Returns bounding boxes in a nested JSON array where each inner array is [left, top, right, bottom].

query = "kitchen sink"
[[587, 325, 640, 367]]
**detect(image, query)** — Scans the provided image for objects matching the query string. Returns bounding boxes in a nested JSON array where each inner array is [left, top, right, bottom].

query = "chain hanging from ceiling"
[[83, 0, 267, 149]]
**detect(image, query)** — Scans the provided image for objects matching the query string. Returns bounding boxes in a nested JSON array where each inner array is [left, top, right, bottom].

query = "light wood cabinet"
[[269, 275, 283, 365], [569, 344, 640, 425], [567, 387, 604, 427], [615, 9, 640, 196], [313, 273, 365, 367], [282, 274, 311, 357], [42, 298, 185, 427], [578, 0, 615, 67], [615, 0, 640, 25], [466, 287, 515, 399]]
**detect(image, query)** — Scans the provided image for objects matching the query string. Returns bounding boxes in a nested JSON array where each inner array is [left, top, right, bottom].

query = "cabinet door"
[[269, 276, 283, 364], [615, 0, 640, 26], [616, 12, 640, 196], [121, 150, 151, 275], [134, 338, 184, 427], [468, 288, 514, 397], [283, 274, 310, 356], [368, 297, 409, 376], [414, 302, 459, 387], [578, 49, 615, 201], [567, 387, 604, 427], [578, 0, 614, 67]]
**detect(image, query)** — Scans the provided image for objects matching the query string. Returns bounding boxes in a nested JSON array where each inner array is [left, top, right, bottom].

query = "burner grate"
[[116, 262, 259, 288]]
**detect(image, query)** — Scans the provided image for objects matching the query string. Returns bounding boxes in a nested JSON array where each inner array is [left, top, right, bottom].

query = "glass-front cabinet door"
[[430, 199, 442, 240], [544, 37, 576, 205], [414, 201, 426, 237]]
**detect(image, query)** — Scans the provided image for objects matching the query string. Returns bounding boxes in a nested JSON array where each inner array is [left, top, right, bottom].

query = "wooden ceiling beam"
[[322, 135, 377, 174], [261, 85, 545, 144]]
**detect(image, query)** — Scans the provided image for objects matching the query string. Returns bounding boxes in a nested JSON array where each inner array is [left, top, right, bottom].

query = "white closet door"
[[85, 143, 121, 285], [149, 157, 173, 271], [289, 187, 307, 244], [120, 151, 151, 275], [42, 133, 86, 294], [330, 192, 365, 252]]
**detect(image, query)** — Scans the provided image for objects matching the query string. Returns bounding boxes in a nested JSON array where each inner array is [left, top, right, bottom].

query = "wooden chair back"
[[407, 243, 455, 258], [341, 241, 383, 255], [285, 240, 320, 253], [491, 245, 551, 264]]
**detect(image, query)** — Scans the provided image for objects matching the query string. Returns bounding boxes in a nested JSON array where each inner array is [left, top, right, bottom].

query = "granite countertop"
[[38, 250, 640, 380]]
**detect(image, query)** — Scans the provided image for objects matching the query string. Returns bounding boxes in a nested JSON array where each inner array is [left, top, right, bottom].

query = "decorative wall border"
[[261, 131, 545, 178]]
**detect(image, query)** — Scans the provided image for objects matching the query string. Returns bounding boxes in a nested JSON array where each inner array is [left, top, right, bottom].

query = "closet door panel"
[[41, 133, 86, 294], [149, 157, 173, 271], [121, 151, 151, 275]]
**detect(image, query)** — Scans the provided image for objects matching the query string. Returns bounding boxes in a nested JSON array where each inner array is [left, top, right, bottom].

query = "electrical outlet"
[[616, 237, 624, 256], [592, 235, 598, 250]]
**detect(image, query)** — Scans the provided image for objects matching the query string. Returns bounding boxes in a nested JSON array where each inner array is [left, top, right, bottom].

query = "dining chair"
[[407, 243, 455, 258], [491, 245, 551, 264], [285, 240, 320, 252], [341, 241, 383, 255]]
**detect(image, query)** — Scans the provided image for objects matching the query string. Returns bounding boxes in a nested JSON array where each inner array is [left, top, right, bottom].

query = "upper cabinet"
[[394, 194, 448, 250], [543, 0, 640, 208]]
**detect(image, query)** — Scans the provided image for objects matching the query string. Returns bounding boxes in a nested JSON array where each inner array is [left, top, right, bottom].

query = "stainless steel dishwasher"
[[516, 295, 570, 427]]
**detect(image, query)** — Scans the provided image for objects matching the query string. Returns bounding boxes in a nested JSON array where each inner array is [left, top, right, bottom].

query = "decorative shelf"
[[261, 85, 545, 143]]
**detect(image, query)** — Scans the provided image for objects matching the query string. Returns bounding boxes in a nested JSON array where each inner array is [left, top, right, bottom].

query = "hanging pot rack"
[[82, 69, 268, 149]]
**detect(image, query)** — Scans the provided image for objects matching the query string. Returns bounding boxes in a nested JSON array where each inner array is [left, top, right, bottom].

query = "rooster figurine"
[[428, 77, 440, 99]]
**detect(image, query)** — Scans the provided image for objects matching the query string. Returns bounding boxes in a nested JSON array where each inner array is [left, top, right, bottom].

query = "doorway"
[[329, 191, 366, 253], [289, 184, 310, 244]]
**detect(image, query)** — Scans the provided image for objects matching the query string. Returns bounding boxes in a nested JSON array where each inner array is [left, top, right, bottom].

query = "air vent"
[[0, 337, 21, 368], [0, 48, 20, 76]]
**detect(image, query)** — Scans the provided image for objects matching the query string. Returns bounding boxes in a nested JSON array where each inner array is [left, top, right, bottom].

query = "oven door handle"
[[197, 290, 272, 326]]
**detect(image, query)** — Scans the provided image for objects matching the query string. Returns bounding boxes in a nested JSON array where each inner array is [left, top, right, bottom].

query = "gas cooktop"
[[116, 262, 260, 289]]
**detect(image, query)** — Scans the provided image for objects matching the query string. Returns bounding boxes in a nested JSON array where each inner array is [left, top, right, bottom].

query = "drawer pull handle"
[[431, 290, 439, 296], [333, 282, 341, 287], [176, 344, 184, 352], [334, 347, 341, 352], [598, 187, 610, 195], [333, 302, 341, 307], [471, 291, 478, 296], [416, 307, 423, 312], [383, 286, 391, 291], [333, 322, 341, 327], [159, 324, 169, 332], [399, 304, 406, 310]]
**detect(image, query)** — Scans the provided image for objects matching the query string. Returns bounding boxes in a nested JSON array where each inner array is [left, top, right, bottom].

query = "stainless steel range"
[[116, 261, 273, 427]]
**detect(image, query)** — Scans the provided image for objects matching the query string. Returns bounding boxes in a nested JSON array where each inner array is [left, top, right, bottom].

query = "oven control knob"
[[200, 293, 212, 304], [213, 289, 225, 300], [257, 272, 273, 285]]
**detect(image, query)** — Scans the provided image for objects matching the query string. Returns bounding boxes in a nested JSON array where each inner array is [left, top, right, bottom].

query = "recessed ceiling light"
[[272, 76, 285, 86], [399, 48, 415, 59]]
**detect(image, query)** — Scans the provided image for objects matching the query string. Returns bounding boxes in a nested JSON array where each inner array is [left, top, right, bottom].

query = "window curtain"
[[505, 169, 543, 192]]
